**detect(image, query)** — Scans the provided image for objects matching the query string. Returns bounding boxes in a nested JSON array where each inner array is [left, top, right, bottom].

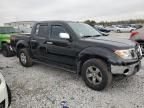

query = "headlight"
[[114, 49, 135, 59]]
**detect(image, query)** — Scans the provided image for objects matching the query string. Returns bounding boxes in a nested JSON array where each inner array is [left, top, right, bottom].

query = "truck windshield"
[[68, 22, 102, 38], [0, 27, 17, 34]]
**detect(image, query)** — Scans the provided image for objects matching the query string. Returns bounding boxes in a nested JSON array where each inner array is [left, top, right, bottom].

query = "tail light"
[[130, 31, 139, 39]]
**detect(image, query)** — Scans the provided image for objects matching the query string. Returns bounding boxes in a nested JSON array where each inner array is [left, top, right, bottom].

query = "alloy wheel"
[[20, 53, 27, 64], [86, 66, 102, 85]]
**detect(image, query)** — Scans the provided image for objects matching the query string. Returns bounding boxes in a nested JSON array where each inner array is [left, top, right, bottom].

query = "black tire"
[[18, 48, 33, 67], [117, 30, 121, 33], [6, 84, 11, 107], [82, 58, 112, 91], [130, 29, 134, 32], [2, 43, 12, 57]]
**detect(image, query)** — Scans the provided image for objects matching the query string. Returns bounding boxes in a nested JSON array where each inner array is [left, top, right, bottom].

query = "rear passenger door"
[[46, 24, 76, 65], [30, 23, 50, 59]]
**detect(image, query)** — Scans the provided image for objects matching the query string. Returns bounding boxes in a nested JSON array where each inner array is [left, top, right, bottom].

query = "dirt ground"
[[0, 30, 144, 108]]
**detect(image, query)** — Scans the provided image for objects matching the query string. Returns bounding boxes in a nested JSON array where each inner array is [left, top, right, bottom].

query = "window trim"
[[50, 25, 68, 41], [34, 23, 49, 38], [35, 24, 40, 36]]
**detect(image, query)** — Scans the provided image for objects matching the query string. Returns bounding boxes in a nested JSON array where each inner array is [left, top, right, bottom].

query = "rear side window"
[[50, 25, 67, 40], [35, 24, 49, 37]]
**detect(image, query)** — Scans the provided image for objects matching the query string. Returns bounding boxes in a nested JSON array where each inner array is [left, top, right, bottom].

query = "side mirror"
[[59, 33, 70, 39]]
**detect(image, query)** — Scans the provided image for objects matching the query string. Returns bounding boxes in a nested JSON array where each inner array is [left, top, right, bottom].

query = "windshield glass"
[[0, 27, 17, 34], [68, 22, 101, 37]]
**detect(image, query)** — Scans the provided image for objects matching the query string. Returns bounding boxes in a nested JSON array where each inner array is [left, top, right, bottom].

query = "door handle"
[[46, 41, 53, 45]]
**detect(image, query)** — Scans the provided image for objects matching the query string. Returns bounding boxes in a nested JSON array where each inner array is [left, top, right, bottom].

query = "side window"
[[51, 25, 67, 40], [35, 24, 49, 37]]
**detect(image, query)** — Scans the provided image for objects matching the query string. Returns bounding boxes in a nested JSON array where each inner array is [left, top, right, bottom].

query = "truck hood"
[[81, 36, 136, 50]]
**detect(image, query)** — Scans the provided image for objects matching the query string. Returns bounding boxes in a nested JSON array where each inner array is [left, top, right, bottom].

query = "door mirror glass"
[[59, 33, 70, 39]]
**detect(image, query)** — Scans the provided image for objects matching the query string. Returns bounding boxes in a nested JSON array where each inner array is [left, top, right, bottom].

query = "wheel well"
[[16, 44, 26, 56], [1, 41, 7, 46], [78, 54, 109, 75]]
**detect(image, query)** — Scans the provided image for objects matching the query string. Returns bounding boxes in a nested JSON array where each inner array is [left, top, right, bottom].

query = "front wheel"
[[18, 48, 33, 67], [82, 58, 112, 91]]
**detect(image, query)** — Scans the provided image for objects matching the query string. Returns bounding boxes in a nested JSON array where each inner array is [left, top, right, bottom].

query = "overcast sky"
[[0, 0, 144, 24]]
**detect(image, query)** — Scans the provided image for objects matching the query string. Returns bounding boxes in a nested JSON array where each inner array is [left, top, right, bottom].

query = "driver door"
[[45, 24, 76, 65]]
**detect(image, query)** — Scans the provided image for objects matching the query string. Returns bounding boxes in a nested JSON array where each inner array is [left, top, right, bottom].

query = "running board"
[[32, 59, 77, 74]]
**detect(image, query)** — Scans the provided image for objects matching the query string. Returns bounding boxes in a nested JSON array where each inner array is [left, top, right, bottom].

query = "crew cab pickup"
[[10, 21, 142, 91]]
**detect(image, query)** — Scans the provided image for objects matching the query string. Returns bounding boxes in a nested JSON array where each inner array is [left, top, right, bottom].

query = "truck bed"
[[10, 33, 31, 50]]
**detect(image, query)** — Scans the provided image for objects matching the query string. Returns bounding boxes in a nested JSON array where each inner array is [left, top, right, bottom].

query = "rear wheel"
[[18, 48, 33, 67], [82, 58, 112, 91]]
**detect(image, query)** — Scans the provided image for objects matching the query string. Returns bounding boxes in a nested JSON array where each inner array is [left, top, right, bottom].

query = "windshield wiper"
[[81, 34, 102, 38], [81, 35, 93, 38], [92, 35, 102, 37]]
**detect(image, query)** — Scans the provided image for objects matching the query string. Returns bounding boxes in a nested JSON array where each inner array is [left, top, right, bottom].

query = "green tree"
[[84, 20, 96, 26]]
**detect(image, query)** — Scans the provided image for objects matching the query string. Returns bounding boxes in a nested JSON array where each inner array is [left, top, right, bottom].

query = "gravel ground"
[[0, 31, 144, 108]]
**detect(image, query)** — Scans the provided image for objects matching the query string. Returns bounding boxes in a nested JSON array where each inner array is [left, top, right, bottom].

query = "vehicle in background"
[[0, 72, 11, 108], [130, 31, 144, 55], [93, 25, 111, 33], [98, 31, 109, 36], [114, 25, 136, 33], [129, 24, 143, 30], [93, 27, 109, 36], [20, 27, 32, 33], [105, 26, 116, 31], [0, 27, 18, 57], [10, 21, 142, 91]]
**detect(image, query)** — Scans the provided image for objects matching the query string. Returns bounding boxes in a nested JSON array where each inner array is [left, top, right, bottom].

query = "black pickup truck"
[[10, 21, 142, 91]]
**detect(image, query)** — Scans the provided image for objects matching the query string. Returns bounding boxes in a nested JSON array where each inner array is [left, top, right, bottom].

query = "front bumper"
[[111, 61, 141, 76], [0, 73, 8, 108]]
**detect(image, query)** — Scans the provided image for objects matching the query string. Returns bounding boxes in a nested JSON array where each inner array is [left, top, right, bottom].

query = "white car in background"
[[114, 25, 136, 33], [0, 72, 11, 108], [105, 25, 116, 31]]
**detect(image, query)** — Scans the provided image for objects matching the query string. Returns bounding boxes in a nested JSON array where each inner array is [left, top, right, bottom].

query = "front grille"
[[139, 43, 144, 54], [129, 45, 142, 59], [135, 45, 142, 58], [0, 100, 5, 108], [140, 43, 144, 48], [130, 49, 136, 58]]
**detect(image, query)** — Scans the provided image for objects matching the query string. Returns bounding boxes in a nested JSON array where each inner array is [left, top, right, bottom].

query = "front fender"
[[16, 40, 29, 51], [78, 47, 120, 65]]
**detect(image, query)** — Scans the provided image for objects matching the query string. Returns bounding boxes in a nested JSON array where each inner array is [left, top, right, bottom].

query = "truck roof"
[[36, 20, 79, 24]]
